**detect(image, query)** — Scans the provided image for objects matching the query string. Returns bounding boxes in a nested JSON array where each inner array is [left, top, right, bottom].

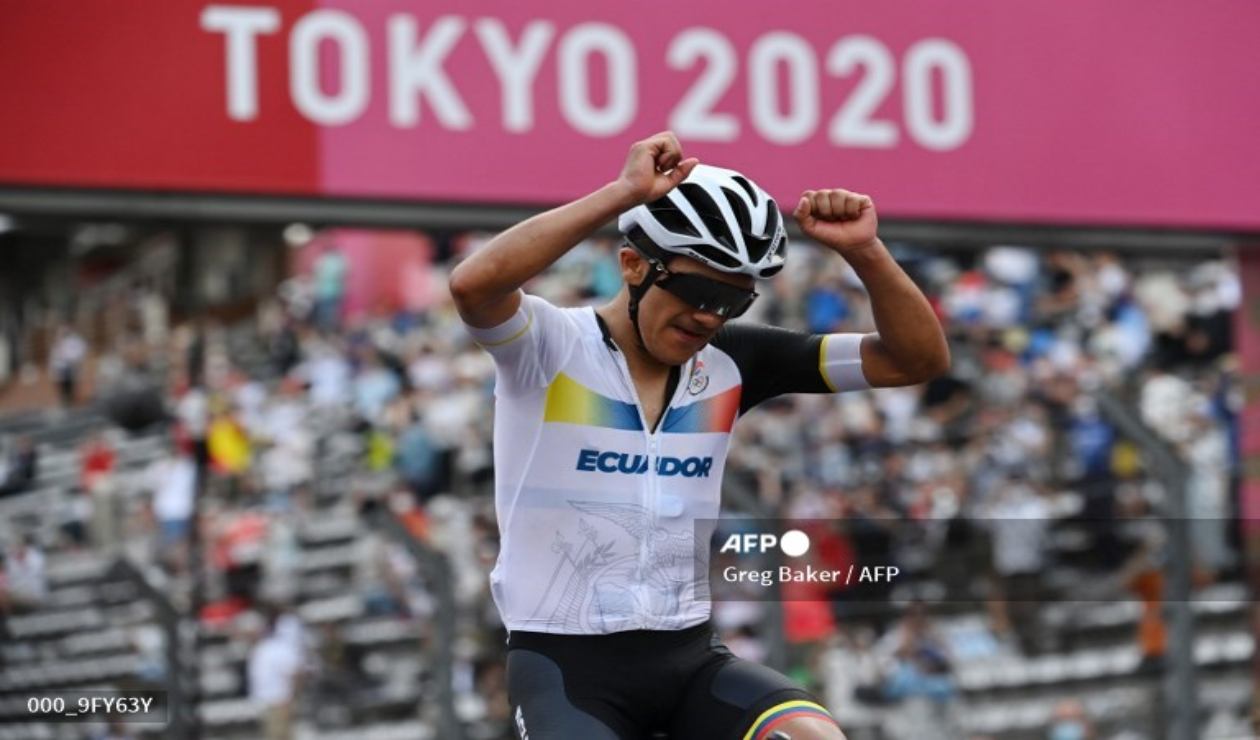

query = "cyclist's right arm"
[[448, 131, 698, 329]]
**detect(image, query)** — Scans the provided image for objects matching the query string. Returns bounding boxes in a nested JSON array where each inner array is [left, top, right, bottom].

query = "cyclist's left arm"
[[793, 189, 950, 388], [710, 320, 947, 416], [711, 324, 870, 415]]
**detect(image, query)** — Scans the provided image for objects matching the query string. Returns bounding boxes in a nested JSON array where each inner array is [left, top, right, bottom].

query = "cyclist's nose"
[[690, 309, 724, 330]]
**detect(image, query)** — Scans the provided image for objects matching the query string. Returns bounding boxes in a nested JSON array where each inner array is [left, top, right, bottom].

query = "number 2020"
[[668, 29, 973, 151]]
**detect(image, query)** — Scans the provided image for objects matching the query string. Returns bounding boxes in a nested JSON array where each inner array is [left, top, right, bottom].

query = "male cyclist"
[[450, 131, 949, 740]]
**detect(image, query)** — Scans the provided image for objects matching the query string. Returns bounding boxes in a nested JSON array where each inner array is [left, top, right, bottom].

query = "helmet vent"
[[721, 187, 753, 234], [678, 183, 737, 252], [744, 206, 780, 263], [731, 175, 759, 204], [646, 197, 701, 238], [625, 226, 665, 260], [758, 261, 785, 278], [690, 242, 743, 270]]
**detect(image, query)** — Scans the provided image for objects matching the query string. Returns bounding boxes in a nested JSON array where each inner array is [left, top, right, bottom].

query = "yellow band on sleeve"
[[820, 333, 869, 392], [819, 335, 838, 392], [467, 304, 532, 348]]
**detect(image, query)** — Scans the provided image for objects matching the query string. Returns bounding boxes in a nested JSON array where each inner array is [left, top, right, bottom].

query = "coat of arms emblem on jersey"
[[688, 359, 709, 395]]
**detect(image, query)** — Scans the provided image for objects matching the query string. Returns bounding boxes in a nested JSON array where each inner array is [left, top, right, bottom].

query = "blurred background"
[[1, 2, 1258, 739]]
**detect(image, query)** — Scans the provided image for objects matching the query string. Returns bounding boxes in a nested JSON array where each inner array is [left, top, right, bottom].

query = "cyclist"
[[451, 131, 949, 740]]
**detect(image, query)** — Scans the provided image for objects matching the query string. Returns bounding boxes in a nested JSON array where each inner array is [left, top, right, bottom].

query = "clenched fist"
[[793, 189, 879, 255], [615, 131, 700, 206]]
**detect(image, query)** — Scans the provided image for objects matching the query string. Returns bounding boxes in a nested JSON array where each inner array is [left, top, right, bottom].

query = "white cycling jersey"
[[465, 294, 869, 635]]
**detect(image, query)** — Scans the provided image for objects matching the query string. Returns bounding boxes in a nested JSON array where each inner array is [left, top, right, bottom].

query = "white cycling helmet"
[[617, 164, 787, 279]]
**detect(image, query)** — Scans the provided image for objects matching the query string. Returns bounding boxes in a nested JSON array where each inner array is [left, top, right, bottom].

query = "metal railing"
[[371, 507, 463, 740], [107, 557, 194, 740], [1095, 390, 1198, 740]]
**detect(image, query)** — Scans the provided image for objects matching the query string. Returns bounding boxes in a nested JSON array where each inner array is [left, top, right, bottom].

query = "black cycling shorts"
[[506, 621, 836, 740]]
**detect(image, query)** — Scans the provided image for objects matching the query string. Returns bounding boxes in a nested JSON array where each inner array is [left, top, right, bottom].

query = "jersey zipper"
[[604, 343, 693, 628]]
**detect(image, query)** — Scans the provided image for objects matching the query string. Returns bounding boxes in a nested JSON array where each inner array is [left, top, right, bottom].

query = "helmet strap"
[[624, 237, 672, 353], [627, 264, 659, 352]]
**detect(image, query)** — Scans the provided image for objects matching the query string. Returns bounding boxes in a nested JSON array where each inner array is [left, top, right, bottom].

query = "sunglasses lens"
[[659, 273, 756, 319]]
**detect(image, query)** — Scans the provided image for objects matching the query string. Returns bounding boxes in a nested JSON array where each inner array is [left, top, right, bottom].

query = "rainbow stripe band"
[[660, 385, 741, 434], [742, 700, 836, 740], [544, 373, 642, 431]]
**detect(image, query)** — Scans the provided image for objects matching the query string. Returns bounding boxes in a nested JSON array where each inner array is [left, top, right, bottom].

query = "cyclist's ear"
[[618, 246, 649, 284]]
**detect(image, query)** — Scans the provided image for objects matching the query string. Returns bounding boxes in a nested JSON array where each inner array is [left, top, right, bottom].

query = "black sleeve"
[[710, 323, 832, 415]]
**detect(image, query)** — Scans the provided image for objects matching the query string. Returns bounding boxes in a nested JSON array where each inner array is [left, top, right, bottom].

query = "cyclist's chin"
[[648, 330, 703, 366]]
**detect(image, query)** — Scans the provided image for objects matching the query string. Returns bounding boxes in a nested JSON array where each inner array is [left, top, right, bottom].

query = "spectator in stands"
[[138, 287, 169, 351], [1115, 487, 1168, 674], [387, 483, 430, 542], [875, 601, 962, 738], [474, 658, 512, 729], [213, 508, 269, 606], [130, 622, 167, 683], [0, 434, 38, 497], [248, 605, 305, 740], [1177, 263, 1235, 366], [207, 397, 252, 507], [310, 620, 360, 727], [876, 601, 956, 699], [207, 399, 251, 478], [985, 474, 1052, 654], [405, 339, 449, 393], [49, 323, 87, 407], [229, 369, 269, 439], [80, 430, 122, 550], [146, 441, 197, 570], [257, 377, 313, 511], [724, 624, 769, 663], [260, 506, 301, 604], [834, 486, 899, 627], [1140, 371, 1238, 582], [587, 238, 624, 299], [393, 407, 441, 502], [257, 299, 303, 378], [1046, 698, 1096, 739], [312, 246, 349, 331], [3, 534, 47, 613], [806, 274, 851, 334], [181, 320, 207, 388], [1179, 389, 1235, 583], [301, 337, 352, 408], [819, 627, 885, 728], [351, 350, 401, 424], [174, 379, 210, 471], [355, 506, 408, 617]]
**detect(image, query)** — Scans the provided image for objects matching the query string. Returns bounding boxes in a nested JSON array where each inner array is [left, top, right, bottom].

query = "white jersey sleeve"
[[462, 293, 582, 393]]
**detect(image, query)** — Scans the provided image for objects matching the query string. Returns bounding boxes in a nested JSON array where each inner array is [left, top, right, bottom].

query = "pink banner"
[[2, 1, 1258, 229], [294, 229, 436, 321]]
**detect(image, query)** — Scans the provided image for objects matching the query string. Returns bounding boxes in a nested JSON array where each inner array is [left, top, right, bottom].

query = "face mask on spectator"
[[1048, 721, 1087, 740]]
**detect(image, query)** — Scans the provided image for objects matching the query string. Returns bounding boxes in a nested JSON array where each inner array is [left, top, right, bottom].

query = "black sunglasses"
[[647, 258, 758, 319]]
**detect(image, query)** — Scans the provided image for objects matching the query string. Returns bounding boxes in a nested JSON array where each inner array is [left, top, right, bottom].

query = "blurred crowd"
[[0, 235, 1243, 738]]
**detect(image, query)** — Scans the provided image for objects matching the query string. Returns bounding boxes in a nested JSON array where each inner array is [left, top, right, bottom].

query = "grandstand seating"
[[1, 298, 1253, 739]]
